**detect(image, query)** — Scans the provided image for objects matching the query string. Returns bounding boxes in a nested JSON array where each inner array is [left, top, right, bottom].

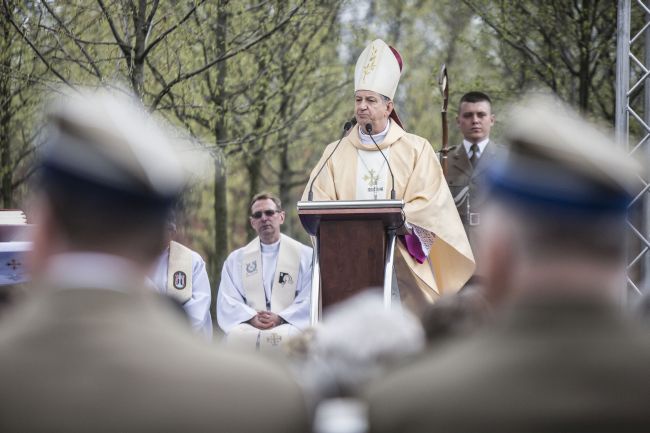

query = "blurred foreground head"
[[29, 87, 190, 272], [479, 95, 640, 307], [290, 291, 424, 404]]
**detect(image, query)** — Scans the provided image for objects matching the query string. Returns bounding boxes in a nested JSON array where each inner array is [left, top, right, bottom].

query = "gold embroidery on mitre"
[[361, 45, 378, 82]]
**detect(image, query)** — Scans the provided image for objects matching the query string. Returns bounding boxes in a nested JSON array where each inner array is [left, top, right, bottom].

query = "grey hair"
[[380, 94, 391, 103]]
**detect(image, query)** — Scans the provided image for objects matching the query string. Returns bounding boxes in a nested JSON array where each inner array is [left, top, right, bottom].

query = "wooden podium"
[[297, 200, 404, 325]]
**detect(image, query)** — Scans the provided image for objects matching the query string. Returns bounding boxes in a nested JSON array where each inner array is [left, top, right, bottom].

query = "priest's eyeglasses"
[[250, 209, 281, 219]]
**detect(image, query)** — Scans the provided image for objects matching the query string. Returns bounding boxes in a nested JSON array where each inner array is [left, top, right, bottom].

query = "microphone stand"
[[307, 118, 356, 201]]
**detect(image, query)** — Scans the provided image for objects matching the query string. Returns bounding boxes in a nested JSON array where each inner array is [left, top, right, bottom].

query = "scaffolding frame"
[[616, 0, 650, 302]]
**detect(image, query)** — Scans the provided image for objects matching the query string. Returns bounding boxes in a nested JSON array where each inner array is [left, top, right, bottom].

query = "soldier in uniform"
[[0, 88, 310, 433], [366, 95, 650, 433], [445, 91, 499, 257]]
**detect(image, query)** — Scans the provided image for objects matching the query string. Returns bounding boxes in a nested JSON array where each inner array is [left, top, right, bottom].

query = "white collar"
[[463, 138, 489, 157], [40, 252, 146, 292], [260, 238, 281, 253], [359, 119, 391, 145]]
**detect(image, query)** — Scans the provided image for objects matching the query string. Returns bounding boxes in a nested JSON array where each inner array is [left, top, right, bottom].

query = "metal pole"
[[309, 236, 321, 326], [616, 0, 632, 303], [616, 0, 630, 149], [383, 228, 397, 309], [645, 0, 650, 294]]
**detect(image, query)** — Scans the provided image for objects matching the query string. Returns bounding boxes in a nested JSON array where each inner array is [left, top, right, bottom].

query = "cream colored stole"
[[241, 234, 301, 312], [166, 241, 193, 304]]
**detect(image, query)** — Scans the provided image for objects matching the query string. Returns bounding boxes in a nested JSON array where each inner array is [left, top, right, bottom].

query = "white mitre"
[[354, 39, 403, 100]]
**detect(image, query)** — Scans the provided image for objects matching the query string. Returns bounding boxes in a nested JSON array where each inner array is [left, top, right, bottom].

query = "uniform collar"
[[39, 252, 146, 292], [463, 138, 490, 157]]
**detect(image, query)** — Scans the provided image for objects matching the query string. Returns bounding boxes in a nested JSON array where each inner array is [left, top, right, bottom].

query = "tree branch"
[[141, 0, 205, 60], [2, 0, 75, 89], [149, 0, 306, 111], [96, 0, 132, 62]]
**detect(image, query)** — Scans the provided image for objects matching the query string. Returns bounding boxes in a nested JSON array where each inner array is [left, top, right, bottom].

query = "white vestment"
[[150, 246, 213, 339], [216, 235, 312, 335]]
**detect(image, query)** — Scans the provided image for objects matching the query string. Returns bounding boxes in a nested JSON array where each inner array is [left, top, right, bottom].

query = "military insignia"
[[278, 272, 293, 286], [246, 260, 257, 275], [172, 271, 187, 290]]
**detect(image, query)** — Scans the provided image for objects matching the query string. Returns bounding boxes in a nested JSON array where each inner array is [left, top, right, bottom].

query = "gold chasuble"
[[302, 122, 475, 313]]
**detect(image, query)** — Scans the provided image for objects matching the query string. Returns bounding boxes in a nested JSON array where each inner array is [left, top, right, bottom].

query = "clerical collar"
[[359, 120, 391, 145], [260, 238, 280, 253], [463, 138, 489, 158]]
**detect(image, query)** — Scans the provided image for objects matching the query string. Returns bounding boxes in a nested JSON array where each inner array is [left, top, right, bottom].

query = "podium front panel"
[[319, 219, 385, 307]]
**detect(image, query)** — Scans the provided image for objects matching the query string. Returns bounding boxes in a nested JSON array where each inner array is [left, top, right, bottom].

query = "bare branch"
[[141, 0, 205, 60], [96, 0, 132, 62], [149, 0, 306, 111], [2, 0, 74, 89], [41, 1, 103, 79]]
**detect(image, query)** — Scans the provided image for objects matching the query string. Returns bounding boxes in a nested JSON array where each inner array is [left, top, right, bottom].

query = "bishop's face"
[[355, 90, 393, 134]]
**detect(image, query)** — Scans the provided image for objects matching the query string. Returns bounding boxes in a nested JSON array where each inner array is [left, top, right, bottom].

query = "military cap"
[[40, 87, 191, 210], [487, 95, 641, 214]]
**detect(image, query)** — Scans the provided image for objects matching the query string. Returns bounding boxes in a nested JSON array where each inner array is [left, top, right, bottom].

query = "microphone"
[[307, 118, 357, 201], [365, 123, 396, 200]]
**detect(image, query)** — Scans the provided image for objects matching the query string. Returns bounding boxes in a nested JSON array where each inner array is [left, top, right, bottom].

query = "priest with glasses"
[[217, 192, 312, 350]]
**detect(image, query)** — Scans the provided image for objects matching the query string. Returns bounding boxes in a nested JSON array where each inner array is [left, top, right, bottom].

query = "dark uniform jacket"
[[444, 141, 500, 255], [366, 295, 650, 433]]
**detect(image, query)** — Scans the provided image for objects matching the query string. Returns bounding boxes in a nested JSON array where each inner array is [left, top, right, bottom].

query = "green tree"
[[463, 0, 617, 120]]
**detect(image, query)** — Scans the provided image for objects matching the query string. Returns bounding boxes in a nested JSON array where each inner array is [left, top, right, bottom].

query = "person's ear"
[[386, 100, 394, 116]]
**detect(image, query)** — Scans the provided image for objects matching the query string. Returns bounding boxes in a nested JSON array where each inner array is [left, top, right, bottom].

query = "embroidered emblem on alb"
[[173, 271, 187, 290], [278, 272, 293, 286], [267, 333, 282, 346], [246, 260, 257, 275]]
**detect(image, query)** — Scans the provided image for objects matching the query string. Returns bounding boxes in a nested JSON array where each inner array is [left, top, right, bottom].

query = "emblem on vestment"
[[363, 169, 379, 188], [173, 271, 187, 290], [246, 260, 258, 275], [278, 272, 293, 286], [267, 333, 282, 346]]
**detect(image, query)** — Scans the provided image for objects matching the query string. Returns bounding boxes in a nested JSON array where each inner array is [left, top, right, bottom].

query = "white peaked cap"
[[43, 87, 192, 200], [504, 94, 641, 194], [354, 39, 403, 100]]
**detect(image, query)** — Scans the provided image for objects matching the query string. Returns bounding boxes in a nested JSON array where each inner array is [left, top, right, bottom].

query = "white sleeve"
[[216, 250, 258, 334], [181, 252, 213, 340], [278, 245, 313, 330]]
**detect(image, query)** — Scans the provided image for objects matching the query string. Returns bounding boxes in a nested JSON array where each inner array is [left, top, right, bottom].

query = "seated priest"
[[303, 39, 475, 315], [217, 192, 312, 350], [149, 215, 213, 339]]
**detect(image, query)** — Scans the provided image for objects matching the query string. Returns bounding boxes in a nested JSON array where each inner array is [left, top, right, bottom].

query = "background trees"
[[0, 0, 619, 317]]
